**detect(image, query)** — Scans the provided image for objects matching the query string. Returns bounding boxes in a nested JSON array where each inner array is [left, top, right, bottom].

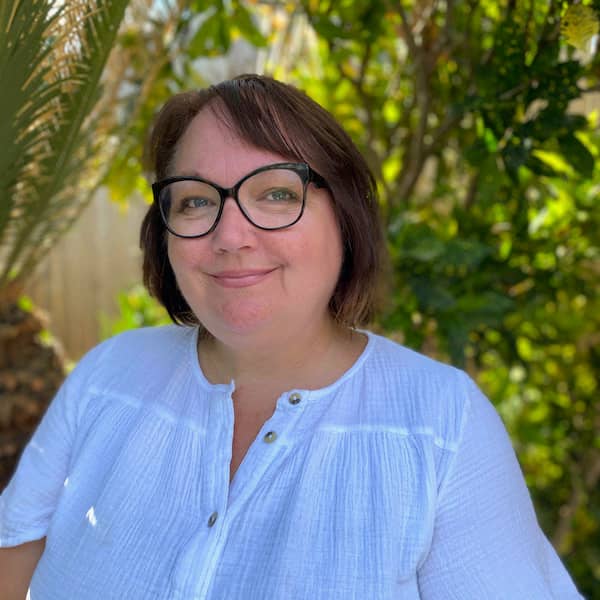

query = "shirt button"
[[207, 511, 218, 527], [288, 392, 302, 405], [263, 431, 278, 443]]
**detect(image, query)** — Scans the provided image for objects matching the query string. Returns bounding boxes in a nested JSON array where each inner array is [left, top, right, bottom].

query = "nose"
[[210, 196, 255, 253]]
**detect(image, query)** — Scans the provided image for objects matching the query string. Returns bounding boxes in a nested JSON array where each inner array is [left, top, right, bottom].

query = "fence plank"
[[26, 190, 148, 359]]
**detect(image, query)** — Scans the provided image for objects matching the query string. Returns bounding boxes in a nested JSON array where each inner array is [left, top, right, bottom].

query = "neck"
[[198, 316, 361, 400]]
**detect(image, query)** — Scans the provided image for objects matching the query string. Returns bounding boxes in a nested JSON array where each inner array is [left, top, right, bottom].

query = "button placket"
[[260, 392, 305, 446], [227, 391, 308, 511], [260, 392, 304, 447]]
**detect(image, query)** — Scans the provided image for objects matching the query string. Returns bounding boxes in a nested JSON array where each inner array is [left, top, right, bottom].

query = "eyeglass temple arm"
[[311, 170, 328, 189]]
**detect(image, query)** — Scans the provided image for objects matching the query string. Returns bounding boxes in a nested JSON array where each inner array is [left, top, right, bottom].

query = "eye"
[[261, 188, 301, 203], [177, 196, 217, 213]]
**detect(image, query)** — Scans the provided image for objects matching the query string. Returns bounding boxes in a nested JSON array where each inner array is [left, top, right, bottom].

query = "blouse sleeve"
[[417, 376, 584, 599], [0, 340, 111, 547]]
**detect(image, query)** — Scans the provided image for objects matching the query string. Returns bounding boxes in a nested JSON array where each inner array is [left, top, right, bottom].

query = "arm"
[[0, 538, 45, 599], [0, 339, 114, 597], [417, 378, 583, 599]]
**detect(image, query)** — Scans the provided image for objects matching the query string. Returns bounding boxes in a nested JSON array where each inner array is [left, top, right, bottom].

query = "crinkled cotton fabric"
[[0, 326, 583, 599]]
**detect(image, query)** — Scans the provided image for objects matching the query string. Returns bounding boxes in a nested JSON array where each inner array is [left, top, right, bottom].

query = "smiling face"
[[166, 106, 344, 347]]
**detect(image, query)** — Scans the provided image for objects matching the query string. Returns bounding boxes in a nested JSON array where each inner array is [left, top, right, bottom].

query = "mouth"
[[209, 268, 278, 288]]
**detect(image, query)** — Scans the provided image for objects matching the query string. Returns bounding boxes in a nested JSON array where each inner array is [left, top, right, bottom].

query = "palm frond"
[[0, 0, 60, 234], [0, 0, 129, 285]]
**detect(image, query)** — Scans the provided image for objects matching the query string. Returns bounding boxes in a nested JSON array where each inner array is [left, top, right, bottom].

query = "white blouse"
[[0, 326, 582, 599]]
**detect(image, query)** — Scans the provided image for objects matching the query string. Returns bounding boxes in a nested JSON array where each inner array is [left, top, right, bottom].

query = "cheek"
[[298, 221, 343, 289], [167, 237, 201, 276], [318, 213, 344, 270]]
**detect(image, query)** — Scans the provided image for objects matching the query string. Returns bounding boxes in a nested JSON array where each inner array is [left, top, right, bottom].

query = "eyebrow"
[[168, 171, 223, 186]]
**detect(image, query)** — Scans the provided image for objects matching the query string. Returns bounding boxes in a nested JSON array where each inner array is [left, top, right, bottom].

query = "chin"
[[199, 302, 277, 341]]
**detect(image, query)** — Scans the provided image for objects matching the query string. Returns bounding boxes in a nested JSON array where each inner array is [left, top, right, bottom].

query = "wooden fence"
[[26, 189, 148, 360]]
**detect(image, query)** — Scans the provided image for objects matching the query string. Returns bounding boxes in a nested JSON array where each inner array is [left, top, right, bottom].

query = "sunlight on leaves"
[[561, 4, 599, 51]]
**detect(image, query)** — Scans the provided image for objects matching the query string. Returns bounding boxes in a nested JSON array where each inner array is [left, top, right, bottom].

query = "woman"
[[0, 75, 583, 598]]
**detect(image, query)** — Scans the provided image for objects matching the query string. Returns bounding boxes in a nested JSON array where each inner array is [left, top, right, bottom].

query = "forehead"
[[171, 107, 291, 187]]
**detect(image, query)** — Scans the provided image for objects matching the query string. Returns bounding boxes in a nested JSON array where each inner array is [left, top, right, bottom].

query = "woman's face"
[[167, 107, 344, 346]]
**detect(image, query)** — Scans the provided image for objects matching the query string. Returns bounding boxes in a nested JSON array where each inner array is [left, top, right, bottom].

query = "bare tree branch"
[[552, 448, 600, 552], [395, 3, 432, 205]]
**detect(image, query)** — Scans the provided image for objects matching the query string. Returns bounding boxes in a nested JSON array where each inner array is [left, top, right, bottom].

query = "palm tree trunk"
[[0, 280, 66, 490]]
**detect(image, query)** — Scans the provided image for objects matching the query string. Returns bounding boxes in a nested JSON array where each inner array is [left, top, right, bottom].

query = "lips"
[[209, 268, 277, 288]]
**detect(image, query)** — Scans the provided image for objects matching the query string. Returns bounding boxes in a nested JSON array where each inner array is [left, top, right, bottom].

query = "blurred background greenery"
[[1, 0, 599, 596]]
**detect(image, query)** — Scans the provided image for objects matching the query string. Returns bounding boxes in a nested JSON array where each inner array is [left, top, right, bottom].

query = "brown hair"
[[140, 74, 385, 328]]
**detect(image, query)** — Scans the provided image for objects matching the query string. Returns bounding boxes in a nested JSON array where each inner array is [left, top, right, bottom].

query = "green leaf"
[[411, 278, 457, 311], [455, 291, 514, 325], [232, 3, 266, 47], [530, 150, 574, 177], [188, 8, 231, 56], [558, 134, 595, 178], [403, 236, 446, 262], [437, 239, 492, 270], [464, 138, 490, 166], [17, 295, 34, 312], [310, 15, 352, 40], [502, 138, 529, 177]]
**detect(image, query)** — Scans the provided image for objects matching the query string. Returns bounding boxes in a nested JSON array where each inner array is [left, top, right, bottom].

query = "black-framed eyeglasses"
[[152, 162, 328, 238]]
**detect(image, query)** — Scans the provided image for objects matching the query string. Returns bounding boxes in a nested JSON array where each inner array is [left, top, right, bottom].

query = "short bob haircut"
[[141, 74, 385, 329]]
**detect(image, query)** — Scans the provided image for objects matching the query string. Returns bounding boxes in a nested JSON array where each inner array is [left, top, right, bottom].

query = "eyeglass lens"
[[159, 168, 305, 237]]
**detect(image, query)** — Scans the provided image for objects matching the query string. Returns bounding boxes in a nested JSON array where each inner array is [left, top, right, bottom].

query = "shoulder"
[[67, 324, 197, 395], [363, 330, 473, 400], [94, 323, 195, 355], [366, 331, 461, 374], [349, 331, 480, 450], [82, 323, 194, 361]]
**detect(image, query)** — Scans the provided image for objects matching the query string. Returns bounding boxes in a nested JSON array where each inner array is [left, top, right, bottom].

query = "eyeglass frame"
[[152, 162, 328, 239]]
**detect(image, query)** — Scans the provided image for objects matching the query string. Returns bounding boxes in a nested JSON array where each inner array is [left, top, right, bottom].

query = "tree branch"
[[395, 3, 433, 205], [552, 448, 600, 552]]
